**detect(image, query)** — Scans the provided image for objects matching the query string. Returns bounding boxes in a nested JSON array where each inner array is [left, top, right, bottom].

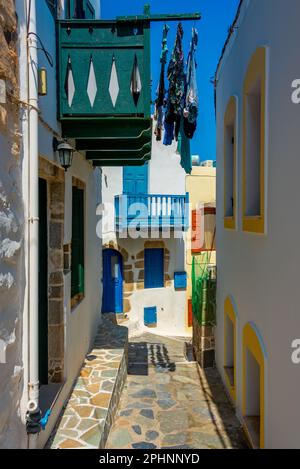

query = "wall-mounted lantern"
[[53, 138, 74, 172]]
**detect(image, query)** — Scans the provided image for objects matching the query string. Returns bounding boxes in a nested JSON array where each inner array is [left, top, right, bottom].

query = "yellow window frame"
[[243, 47, 266, 234], [224, 96, 237, 230]]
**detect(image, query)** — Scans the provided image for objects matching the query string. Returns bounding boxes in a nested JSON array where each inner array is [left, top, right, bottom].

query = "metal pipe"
[[116, 13, 201, 23], [26, 0, 41, 445]]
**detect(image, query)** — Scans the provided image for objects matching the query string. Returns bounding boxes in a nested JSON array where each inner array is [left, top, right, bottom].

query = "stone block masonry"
[[192, 315, 215, 369], [103, 240, 172, 318], [0, 0, 26, 448]]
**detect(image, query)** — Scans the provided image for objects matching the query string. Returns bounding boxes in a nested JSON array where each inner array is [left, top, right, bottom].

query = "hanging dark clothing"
[[184, 28, 199, 139], [178, 118, 192, 174], [155, 63, 166, 141], [155, 25, 169, 142], [163, 23, 185, 145]]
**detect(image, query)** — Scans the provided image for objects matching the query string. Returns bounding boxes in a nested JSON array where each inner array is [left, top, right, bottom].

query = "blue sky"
[[101, 0, 239, 161]]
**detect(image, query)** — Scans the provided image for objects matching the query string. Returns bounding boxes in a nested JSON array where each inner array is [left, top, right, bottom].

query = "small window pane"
[[111, 256, 119, 279]]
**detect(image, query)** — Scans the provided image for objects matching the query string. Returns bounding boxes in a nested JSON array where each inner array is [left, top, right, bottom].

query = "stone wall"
[[101, 236, 187, 336], [192, 315, 215, 368], [0, 0, 26, 448], [103, 240, 171, 318], [39, 157, 65, 384]]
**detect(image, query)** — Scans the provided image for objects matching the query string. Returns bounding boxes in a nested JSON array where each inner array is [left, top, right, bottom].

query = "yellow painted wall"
[[185, 166, 216, 331]]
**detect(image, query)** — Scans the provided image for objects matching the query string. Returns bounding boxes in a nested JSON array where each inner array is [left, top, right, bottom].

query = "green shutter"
[[84, 0, 95, 19], [66, 0, 95, 19], [71, 187, 85, 298]]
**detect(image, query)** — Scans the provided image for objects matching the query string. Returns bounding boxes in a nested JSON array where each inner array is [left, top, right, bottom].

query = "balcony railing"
[[115, 193, 189, 231]]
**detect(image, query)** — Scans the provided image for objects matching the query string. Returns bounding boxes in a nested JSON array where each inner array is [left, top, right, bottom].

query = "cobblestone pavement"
[[106, 333, 247, 449]]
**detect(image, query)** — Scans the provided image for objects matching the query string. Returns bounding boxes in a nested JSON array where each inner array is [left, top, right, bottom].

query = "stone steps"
[[46, 318, 128, 449]]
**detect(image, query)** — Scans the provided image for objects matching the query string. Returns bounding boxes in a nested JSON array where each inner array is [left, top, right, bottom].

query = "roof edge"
[[214, 0, 245, 83]]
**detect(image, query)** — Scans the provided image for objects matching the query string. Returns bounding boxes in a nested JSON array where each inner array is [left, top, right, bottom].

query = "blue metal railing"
[[115, 193, 189, 231]]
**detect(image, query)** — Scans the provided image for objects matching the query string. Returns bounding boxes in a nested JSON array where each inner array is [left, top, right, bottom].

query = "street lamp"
[[53, 138, 74, 172]]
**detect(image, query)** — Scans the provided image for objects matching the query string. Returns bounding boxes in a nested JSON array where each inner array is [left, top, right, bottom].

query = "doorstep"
[[46, 318, 128, 449]]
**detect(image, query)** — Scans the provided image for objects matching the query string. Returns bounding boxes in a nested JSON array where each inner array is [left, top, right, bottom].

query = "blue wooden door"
[[102, 249, 123, 313], [123, 164, 148, 194], [144, 248, 164, 289]]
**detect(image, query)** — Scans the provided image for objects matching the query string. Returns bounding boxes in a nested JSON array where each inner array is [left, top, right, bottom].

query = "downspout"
[[25, 0, 42, 445]]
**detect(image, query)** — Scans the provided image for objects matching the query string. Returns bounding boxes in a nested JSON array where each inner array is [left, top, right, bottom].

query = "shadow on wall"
[[128, 342, 176, 376]]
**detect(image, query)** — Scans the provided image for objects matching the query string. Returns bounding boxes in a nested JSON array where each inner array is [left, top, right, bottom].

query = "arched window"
[[243, 47, 267, 234], [224, 296, 237, 402], [243, 322, 267, 449], [224, 96, 237, 230]]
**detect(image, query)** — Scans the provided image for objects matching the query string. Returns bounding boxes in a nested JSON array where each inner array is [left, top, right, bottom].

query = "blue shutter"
[[123, 164, 148, 194], [144, 307, 157, 326], [145, 249, 164, 289]]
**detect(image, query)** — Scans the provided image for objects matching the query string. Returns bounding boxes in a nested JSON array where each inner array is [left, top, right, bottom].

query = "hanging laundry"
[[130, 54, 142, 106], [184, 28, 199, 139], [164, 23, 185, 146], [178, 117, 192, 174], [154, 25, 169, 141]]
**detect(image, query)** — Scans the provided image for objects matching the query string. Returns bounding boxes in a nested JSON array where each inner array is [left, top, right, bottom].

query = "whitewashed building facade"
[[215, 0, 300, 449], [101, 133, 190, 336]]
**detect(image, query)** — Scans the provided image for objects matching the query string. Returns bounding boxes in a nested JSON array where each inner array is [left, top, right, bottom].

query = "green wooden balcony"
[[57, 6, 201, 166], [57, 18, 152, 166]]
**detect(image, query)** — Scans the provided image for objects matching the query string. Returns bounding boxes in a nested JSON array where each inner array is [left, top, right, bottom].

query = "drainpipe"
[[25, 0, 42, 445]]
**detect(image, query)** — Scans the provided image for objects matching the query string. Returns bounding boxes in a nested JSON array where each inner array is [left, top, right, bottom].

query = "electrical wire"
[[27, 0, 31, 33], [27, 32, 54, 67]]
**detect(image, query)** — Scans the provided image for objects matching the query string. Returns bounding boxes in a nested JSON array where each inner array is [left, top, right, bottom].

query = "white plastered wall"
[[215, 0, 300, 449]]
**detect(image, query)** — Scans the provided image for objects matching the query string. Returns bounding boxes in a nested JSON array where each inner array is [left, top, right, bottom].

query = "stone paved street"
[[106, 333, 247, 449]]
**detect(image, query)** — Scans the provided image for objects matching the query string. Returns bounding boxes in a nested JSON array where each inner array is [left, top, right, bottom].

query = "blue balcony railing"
[[115, 193, 189, 231]]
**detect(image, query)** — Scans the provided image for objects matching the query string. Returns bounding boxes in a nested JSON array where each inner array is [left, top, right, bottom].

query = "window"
[[144, 248, 164, 289], [191, 206, 216, 254], [224, 297, 237, 402], [243, 323, 266, 449], [65, 0, 95, 19], [111, 255, 119, 279], [243, 47, 266, 234], [224, 96, 237, 229], [85, 1, 95, 19], [71, 184, 85, 305]]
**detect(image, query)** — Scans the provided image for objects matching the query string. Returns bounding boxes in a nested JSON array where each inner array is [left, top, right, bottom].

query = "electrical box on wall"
[[174, 271, 187, 290], [144, 307, 157, 327], [38, 68, 48, 96]]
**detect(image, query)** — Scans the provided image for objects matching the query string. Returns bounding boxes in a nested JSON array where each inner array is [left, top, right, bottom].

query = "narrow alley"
[[2, 0, 300, 453], [106, 333, 247, 449]]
